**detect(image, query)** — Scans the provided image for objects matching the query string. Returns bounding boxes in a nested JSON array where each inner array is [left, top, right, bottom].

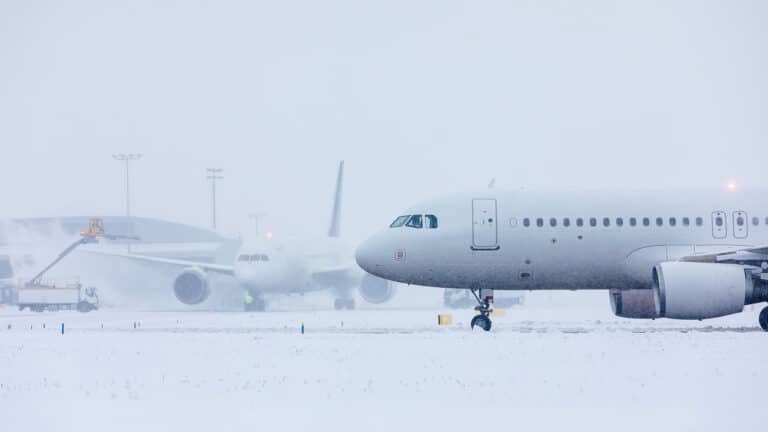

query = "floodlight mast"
[[112, 153, 142, 217], [206, 168, 224, 230]]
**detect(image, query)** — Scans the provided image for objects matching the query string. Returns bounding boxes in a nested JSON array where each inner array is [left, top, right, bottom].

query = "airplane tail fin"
[[327, 161, 344, 238]]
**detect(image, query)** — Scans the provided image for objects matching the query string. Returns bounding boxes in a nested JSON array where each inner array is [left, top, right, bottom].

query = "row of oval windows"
[[514, 216, 768, 228]]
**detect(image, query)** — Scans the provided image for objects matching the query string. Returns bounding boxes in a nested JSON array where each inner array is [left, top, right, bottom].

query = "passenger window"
[[563, 218, 570, 227], [602, 217, 610, 227], [576, 218, 584, 227], [736, 216, 744, 226], [696, 217, 703, 226], [425, 214, 439, 229], [643, 217, 650, 227], [715, 216, 724, 227], [406, 215, 423, 229], [260, 254, 269, 262], [589, 218, 597, 227], [523, 218, 530, 227], [616, 218, 623, 227], [629, 217, 637, 227], [390, 215, 410, 228], [669, 217, 677, 227], [765, 217, 768, 226], [752, 217, 759, 226], [656, 217, 663, 227], [537, 218, 544, 227], [682, 217, 690, 226], [549, 218, 557, 227]]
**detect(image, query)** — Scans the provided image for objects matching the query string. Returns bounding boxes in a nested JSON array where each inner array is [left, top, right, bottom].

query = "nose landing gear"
[[470, 288, 494, 332]]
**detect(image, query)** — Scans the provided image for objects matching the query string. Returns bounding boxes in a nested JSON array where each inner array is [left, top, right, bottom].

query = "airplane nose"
[[355, 239, 376, 273]]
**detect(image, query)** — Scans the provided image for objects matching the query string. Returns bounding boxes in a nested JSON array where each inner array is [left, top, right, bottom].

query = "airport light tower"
[[206, 168, 224, 230], [112, 153, 142, 217]]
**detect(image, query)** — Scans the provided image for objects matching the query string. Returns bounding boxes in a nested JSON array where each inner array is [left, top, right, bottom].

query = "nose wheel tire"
[[471, 314, 492, 331], [759, 307, 768, 332]]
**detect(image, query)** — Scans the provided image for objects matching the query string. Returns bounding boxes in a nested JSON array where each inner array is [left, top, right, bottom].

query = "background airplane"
[[100, 161, 395, 310], [356, 188, 768, 331]]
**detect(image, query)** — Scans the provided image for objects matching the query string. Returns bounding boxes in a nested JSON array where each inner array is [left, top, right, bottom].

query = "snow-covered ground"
[[1, 303, 765, 432]]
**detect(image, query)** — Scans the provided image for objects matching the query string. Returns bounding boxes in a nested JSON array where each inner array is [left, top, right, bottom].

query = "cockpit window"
[[390, 215, 410, 228], [405, 215, 423, 229], [249, 254, 261, 261], [425, 214, 438, 229], [260, 254, 269, 262], [238, 254, 249, 262]]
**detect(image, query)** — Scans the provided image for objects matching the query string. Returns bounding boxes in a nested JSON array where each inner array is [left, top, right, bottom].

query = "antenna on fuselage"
[[327, 161, 344, 238]]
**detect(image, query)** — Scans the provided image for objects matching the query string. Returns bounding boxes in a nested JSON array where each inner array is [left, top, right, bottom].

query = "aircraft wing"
[[84, 250, 235, 276], [311, 264, 361, 286], [680, 245, 768, 265]]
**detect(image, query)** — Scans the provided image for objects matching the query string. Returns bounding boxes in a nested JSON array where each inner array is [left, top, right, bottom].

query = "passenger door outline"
[[472, 199, 499, 250]]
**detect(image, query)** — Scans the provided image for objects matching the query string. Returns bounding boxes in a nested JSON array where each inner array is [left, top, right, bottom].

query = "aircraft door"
[[711, 211, 727, 239], [733, 211, 748, 239], [472, 199, 499, 250]]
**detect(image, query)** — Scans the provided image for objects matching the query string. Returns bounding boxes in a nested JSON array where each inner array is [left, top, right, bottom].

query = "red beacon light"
[[726, 181, 738, 192], [265, 231, 273, 240]]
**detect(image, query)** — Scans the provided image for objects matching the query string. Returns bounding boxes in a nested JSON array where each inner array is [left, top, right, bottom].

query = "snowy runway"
[[1, 307, 765, 432]]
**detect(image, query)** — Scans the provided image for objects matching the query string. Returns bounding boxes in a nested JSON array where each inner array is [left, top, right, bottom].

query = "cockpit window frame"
[[425, 214, 438, 229], [390, 215, 410, 228], [405, 214, 424, 229]]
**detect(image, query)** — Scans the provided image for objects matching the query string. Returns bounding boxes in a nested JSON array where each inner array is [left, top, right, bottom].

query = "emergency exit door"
[[733, 211, 748, 239], [472, 199, 499, 250]]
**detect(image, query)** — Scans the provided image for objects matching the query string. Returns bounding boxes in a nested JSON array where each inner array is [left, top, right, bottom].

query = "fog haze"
[[3, 0, 766, 242]]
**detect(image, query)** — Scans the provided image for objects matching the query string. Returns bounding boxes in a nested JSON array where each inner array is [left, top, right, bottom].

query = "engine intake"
[[173, 268, 210, 305], [359, 273, 395, 304]]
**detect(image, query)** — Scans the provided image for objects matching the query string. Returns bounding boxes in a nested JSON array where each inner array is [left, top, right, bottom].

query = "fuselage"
[[356, 189, 768, 291], [234, 236, 354, 294]]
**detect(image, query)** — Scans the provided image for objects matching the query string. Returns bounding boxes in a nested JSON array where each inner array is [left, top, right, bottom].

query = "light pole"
[[206, 168, 223, 230], [112, 153, 142, 217]]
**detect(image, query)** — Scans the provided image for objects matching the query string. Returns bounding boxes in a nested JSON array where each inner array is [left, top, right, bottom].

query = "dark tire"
[[77, 301, 92, 313], [470, 314, 492, 332], [759, 307, 768, 332]]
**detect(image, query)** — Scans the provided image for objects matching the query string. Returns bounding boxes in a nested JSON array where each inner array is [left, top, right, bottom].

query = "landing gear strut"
[[470, 288, 493, 332], [759, 306, 768, 332]]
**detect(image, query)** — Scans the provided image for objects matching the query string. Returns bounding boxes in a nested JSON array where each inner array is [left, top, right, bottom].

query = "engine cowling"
[[359, 273, 395, 304], [173, 268, 210, 305], [653, 262, 747, 319], [609, 288, 658, 319]]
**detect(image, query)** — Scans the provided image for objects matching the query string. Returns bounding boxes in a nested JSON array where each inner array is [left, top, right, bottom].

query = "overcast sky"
[[2, 0, 766, 242]]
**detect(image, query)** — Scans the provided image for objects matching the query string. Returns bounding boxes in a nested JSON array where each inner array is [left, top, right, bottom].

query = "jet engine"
[[359, 273, 395, 304], [609, 288, 658, 319], [173, 268, 210, 305], [652, 262, 749, 319]]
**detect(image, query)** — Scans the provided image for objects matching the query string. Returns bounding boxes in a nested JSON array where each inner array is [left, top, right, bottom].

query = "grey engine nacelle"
[[611, 261, 766, 320], [359, 273, 395, 304], [173, 268, 211, 305], [652, 262, 749, 320]]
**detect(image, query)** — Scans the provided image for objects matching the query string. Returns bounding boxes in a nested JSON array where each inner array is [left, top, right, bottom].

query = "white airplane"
[[104, 162, 395, 310], [355, 188, 768, 331]]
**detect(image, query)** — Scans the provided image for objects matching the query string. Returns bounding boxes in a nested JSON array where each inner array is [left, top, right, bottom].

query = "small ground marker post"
[[301, 322, 305, 335], [61, 323, 64, 335]]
